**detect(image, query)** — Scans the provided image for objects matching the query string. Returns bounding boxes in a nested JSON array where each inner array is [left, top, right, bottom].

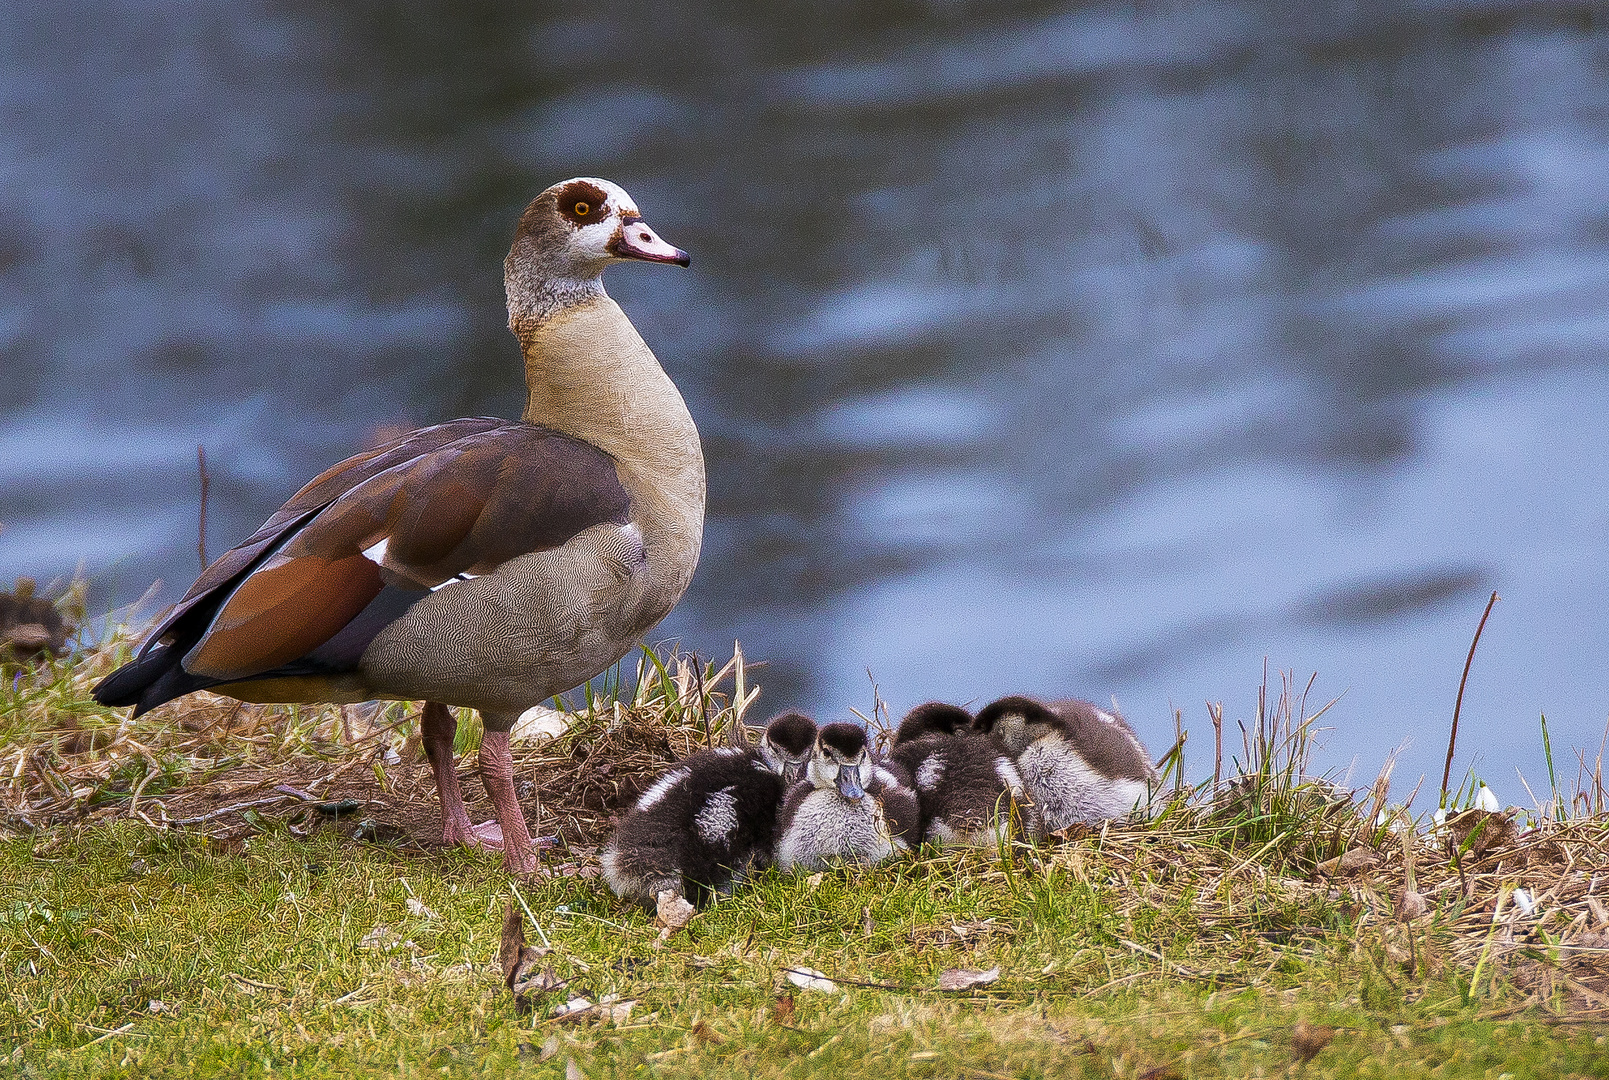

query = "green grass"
[[3, 625, 1607, 1078], [3, 823, 1606, 1079]]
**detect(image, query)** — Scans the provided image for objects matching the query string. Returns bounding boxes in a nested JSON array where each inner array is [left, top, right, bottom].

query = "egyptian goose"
[[93, 178, 702, 875], [887, 702, 1033, 848], [775, 722, 919, 872], [972, 695, 1155, 833], [601, 711, 817, 910]]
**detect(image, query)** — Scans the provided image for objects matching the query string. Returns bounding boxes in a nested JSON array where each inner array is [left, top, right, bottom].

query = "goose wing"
[[96, 418, 630, 709]]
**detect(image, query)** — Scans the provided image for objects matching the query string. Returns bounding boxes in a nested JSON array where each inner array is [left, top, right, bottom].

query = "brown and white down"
[[972, 695, 1156, 834], [93, 178, 703, 875], [887, 702, 1034, 848], [601, 712, 818, 910], [775, 722, 920, 872]]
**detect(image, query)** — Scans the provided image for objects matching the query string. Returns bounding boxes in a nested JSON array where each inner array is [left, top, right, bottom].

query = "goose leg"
[[478, 712, 537, 875], [423, 701, 492, 847]]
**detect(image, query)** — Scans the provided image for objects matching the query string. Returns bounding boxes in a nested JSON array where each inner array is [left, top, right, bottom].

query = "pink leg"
[[478, 725, 537, 875], [422, 702, 477, 846]]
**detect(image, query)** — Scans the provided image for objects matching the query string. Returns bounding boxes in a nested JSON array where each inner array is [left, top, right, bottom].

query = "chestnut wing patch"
[[182, 424, 631, 681]]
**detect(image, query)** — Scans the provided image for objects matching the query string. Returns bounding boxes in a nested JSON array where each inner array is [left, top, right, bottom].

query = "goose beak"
[[611, 216, 690, 266], [835, 764, 865, 800], [783, 760, 806, 785]]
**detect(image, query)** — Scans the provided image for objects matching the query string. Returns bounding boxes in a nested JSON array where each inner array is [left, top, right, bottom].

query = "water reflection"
[[3, 1, 1608, 790]]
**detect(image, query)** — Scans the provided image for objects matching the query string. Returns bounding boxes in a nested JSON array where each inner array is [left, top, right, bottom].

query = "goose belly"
[[359, 521, 668, 712], [777, 792, 895, 871]]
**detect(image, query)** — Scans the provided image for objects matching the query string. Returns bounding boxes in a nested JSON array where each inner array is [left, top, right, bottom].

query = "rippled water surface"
[[5, 1, 1609, 793]]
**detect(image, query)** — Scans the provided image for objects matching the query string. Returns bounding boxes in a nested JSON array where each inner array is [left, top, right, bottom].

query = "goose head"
[[808, 722, 873, 800], [759, 711, 819, 784], [505, 176, 689, 330]]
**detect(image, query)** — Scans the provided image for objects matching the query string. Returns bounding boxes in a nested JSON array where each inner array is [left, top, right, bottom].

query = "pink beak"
[[611, 216, 691, 267]]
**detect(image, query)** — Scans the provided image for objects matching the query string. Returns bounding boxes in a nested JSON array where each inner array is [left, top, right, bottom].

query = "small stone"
[[654, 890, 695, 940]]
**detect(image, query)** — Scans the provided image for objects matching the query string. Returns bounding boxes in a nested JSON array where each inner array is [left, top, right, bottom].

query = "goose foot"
[[465, 820, 506, 850]]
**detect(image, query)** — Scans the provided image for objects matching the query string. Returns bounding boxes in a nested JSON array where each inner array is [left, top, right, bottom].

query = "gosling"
[[889, 701, 1033, 848], [775, 722, 919, 871], [972, 695, 1155, 833], [601, 711, 818, 909]]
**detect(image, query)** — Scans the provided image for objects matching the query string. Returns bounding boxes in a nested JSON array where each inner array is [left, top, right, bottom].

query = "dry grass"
[[2, 626, 765, 848]]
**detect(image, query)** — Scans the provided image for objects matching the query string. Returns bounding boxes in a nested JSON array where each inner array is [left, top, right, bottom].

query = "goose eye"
[[573, 201, 590, 216]]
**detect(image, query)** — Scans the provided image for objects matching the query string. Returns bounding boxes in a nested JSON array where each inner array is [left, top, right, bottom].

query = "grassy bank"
[[2, 633, 1607, 1078]]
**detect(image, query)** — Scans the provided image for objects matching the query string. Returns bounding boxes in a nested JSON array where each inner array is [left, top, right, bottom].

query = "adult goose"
[[94, 178, 702, 875], [972, 696, 1155, 833]]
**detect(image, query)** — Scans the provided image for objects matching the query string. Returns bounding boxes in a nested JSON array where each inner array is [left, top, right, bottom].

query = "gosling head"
[[893, 701, 975, 745], [972, 695, 1063, 755], [759, 711, 819, 784], [809, 722, 873, 800], [504, 176, 689, 331]]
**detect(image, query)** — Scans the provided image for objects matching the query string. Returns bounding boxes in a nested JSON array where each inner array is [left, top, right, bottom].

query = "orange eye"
[[574, 201, 590, 216]]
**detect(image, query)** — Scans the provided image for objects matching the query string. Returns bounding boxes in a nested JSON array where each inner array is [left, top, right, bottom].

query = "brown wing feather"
[[180, 423, 631, 682], [146, 417, 508, 648]]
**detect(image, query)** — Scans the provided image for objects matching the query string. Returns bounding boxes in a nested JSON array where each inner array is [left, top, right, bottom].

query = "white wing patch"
[[694, 785, 740, 844], [363, 534, 481, 591], [635, 767, 691, 811], [915, 754, 946, 793], [873, 765, 911, 793]]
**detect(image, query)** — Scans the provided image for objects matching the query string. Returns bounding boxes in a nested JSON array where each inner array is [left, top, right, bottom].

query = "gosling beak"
[[610, 215, 691, 267], [783, 760, 806, 785], [835, 764, 865, 800]]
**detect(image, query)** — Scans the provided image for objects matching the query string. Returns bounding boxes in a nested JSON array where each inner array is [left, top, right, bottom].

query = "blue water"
[[3, 1, 1608, 802]]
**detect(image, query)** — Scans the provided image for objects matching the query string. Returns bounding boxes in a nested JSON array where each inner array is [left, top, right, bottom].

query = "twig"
[[1443, 591, 1499, 807], [79, 1022, 140, 1047], [196, 445, 210, 572], [1210, 702, 1224, 795], [161, 793, 303, 826], [692, 650, 711, 747]]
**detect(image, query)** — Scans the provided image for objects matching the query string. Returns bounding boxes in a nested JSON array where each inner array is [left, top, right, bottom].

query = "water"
[[4, 1, 1609, 799]]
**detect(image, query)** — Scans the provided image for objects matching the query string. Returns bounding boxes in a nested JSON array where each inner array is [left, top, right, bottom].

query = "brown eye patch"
[[556, 180, 609, 226]]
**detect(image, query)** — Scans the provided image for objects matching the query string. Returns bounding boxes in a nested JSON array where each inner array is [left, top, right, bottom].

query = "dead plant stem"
[[1443, 591, 1499, 807]]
